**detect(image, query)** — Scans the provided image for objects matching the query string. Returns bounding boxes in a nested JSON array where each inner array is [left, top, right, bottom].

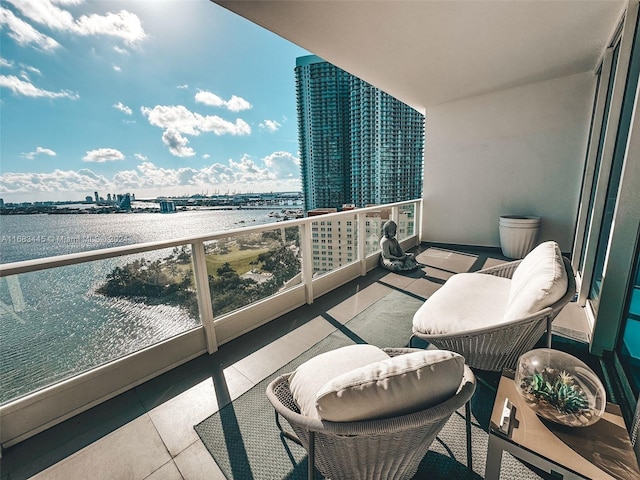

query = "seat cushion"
[[288, 344, 390, 419], [316, 349, 464, 422], [412, 273, 512, 335], [505, 241, 568, 320]]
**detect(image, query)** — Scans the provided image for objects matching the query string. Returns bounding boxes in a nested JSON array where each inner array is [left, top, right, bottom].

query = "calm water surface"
[[0, 207, 278, 263], [0, 208, 281, 404]]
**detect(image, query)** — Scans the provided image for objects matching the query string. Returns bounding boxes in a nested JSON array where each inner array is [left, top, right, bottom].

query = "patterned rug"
[[195, 289, 545, 479]]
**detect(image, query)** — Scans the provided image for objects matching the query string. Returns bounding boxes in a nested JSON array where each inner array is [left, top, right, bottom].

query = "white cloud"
[[202, 154, 210, 159], [141, 104, 251, 157], [21, 64, 41, 75], [259, 119, 281, 132], [7, 0, 74, 31], [161, 128, 195, 157], [134, 153, 148, 161], [0, 7, 61, 51], [6, 0, 146, 44], [263, 151, 300, 179], [82, 148, 125, 163], [0, 152, 302, 198], [194, 91, 224, 108], [22, 146, 57, 159], [74, 10, 146, 44], [226, 95, 252, 112], [177, 84, 189, 89], [53, 0, 84, 5], [113, 45, 128, 54], [19, 64, 42, 81], [1, 58, 48, 91], [112, 64, 121, 72], [0, 74, 79, 99], [195, 90, 252, 112], [0, 168, 112, 194], [113, 101, 132, 115]]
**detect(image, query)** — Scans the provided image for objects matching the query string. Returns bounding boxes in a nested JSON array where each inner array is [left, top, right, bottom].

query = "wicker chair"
[[266, 347, 476, 480], [410, 256, 576, 372]]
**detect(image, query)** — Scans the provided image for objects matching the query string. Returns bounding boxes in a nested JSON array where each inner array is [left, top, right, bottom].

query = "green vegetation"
[[206, 244, 269, 277], [98, 229, 301, 318], [520, 368, 589, 415], [97, 247, 197, 315]]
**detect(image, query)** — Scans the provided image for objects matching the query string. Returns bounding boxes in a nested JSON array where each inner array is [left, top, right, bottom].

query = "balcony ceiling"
[[213, 0, 625, 112]]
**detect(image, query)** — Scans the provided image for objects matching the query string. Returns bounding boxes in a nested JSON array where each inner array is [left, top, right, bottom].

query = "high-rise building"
[[295, 55, 424, 211], [307, 207, 415, 274]]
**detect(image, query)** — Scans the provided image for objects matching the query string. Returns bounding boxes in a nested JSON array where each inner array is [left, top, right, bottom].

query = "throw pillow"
[[316, 349, 464, 422], [288, 344, 390, 419]]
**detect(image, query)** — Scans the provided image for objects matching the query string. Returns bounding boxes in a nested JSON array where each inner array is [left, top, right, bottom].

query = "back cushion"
[[505, 241, 568, 320], [288, 344, 390, 419], [315, 350, 464, 422]]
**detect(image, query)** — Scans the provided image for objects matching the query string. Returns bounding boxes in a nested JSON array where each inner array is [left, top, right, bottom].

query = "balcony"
[[0, 201, 420, 448], [2, 0, 639, 476], [0, 235, 592, 479]]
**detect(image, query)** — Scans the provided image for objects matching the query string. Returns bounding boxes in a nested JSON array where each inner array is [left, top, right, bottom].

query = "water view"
[[0, 209, 289, 404], [0, 207, 282, 263]]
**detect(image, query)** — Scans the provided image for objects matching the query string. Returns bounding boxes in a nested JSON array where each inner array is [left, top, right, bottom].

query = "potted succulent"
[[515, 349, 606, 427]]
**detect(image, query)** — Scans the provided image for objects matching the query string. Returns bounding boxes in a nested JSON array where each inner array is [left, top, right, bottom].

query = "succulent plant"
[[520, 367, 589, 415]]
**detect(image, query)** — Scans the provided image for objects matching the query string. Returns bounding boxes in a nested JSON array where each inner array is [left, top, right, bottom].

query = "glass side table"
[[486, 370, 640, 479]]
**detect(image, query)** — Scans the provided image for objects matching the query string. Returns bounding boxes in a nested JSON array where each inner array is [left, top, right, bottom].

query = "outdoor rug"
[[195, 289, 545, 479]]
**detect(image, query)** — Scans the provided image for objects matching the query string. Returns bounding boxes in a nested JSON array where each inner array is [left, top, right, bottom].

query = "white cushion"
[[412, 273, 512, 335], [288, 344, 389, 419], [316, 350, 464, 422], [505, 241, 567, 320]]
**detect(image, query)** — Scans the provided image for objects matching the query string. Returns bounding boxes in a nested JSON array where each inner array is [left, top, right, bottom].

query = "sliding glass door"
[[578, 45, 619, 276], [589, 13, 639, 311], [619, 245, 640, 397]]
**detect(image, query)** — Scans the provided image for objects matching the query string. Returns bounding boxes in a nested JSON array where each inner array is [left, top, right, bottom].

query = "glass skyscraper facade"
[[295, 55, 424, 211]]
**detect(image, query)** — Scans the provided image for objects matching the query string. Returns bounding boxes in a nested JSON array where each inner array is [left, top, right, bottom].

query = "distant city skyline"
[[0, 1, 309, 203], [0, 189, 304, 207]]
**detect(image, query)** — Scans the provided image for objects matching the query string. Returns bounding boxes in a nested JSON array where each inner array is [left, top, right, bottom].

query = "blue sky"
[[0, 0, 310, 203]]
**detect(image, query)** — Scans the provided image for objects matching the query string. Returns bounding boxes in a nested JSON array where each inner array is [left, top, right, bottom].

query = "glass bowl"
[[515, 348, 606, 427]]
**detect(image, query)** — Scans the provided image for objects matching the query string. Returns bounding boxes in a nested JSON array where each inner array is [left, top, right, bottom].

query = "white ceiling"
[[213, 0, 625, 112]]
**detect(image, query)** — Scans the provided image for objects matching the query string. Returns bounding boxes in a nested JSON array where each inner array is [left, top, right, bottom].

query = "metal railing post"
[[416, 199, 424, 245], [391, 205, 399, 225], [191, 241, 218, 353], [300, 221, 314, 304], [357, 211, 367, 276]]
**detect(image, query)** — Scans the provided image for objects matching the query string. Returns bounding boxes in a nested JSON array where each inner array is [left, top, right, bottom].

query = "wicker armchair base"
[[410, 257, 576, 372], [266, 348, 476, 480]]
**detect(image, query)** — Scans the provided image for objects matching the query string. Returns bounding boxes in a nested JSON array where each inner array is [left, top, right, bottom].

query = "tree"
[[258, 245, 300, 284]]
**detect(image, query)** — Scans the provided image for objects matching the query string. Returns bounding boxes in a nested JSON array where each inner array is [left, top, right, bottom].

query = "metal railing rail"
[[0, 199, 419, 277], [0, 199, 421, 448]]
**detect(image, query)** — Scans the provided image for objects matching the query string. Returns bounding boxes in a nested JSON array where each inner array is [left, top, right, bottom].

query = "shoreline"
[[0, 205, 304, 216]]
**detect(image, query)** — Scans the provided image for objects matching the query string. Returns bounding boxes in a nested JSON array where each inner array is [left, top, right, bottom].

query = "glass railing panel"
[[311, 214, 358, 276], [205, 226, 302, 317], [0, 245, 198, 404], [364, 211, 388, 256], [397, 203, 416, 241]]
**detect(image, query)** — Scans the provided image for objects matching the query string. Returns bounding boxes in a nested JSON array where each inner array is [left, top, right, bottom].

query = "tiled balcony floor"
[[0, 245, 591, 480]]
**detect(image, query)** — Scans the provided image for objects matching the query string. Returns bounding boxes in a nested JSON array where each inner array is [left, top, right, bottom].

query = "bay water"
[[0, 208, 281, 404]]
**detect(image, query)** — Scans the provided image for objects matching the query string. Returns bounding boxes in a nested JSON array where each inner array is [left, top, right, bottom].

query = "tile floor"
[[0, 245, 592, 480]]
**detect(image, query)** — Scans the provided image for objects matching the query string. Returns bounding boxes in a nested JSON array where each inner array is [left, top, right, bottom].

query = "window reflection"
[[619, 248, 640, 397]]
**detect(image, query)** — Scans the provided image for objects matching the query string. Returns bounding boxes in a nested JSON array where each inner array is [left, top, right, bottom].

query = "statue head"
[[382, 220, 397, 238]]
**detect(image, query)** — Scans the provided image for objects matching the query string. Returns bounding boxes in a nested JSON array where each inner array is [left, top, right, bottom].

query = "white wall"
[[421, 72, 596, 253]]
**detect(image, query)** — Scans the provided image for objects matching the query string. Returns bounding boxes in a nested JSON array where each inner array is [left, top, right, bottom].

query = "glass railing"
[[0, 246, 198, 404], [204, 225, 303, 317], [0, 200, 420, 410], [398, 203, 416, 241], [310, 213, 358, 276]]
